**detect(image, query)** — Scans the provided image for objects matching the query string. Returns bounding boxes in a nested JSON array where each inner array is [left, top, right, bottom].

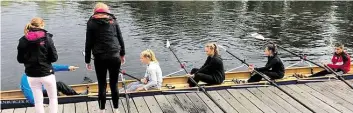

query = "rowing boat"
[[2, 65, 353, 109]]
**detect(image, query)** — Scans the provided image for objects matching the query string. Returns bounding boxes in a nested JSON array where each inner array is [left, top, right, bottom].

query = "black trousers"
[[310, 69, 343, 77], [43, 81, 78, 96], [187, 68, 220, 87], [94, 56, 121, 109], [247, 71, 283, 83]]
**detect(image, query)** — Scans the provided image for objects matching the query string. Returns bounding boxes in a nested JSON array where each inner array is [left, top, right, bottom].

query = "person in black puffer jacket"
[[247, 44, 285, 83], [84, 3, 125, 113], [187, 43, 225, 87], [17, 17, 58, 113]]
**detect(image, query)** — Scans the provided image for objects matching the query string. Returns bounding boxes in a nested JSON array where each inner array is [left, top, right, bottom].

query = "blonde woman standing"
[[17, 17, 58, 113], [85, 2, 125, 113]]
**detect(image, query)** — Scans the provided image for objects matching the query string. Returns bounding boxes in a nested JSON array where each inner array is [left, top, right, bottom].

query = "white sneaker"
[[99, 109, 105, 113], [114, 108, 120, 113]]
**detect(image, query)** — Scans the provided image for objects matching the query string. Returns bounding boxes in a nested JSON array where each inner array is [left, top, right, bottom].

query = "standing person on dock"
[[247, 44, 285, 83], [17, 17, 58, 113], [309, 43, 351, 77], [85, 2, 125, 113], [187, 43, 225, 87], [119, 49, 163, 92]]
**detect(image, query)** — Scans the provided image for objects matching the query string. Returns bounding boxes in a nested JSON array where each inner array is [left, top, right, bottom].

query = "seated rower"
[[247, 44, 285, 83], [309, 43, 351, 77], [187, 43, 225, 87], [20, 64, 87, 105], [120, 49, 162, 92]]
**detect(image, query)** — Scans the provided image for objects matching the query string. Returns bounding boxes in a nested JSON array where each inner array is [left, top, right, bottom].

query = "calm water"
[[2, 1, 353, 90]]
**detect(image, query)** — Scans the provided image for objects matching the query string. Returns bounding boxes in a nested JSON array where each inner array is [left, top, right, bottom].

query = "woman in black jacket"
[[187, 43, 225, 87], [17, 17, 58, 113], [85, 3, 125, 113], [247, 44, 285, 83]]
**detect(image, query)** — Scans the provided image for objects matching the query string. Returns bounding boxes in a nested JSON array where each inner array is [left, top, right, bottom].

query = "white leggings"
[[28, 74, 58, 113]]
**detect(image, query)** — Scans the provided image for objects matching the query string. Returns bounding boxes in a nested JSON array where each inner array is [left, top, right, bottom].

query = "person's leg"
[[107, 57, 121, 109], [262, 71, 282, 80], [309, 70, 331, 77], [28, 77, 45, 113], [247, 73, 263, 83], [41, 74, 58, 113], [190, 68, 199, 74], [194, 73, 219, 85], [187, 68, 200, 87], [122, 82, 143, 92], [56, 81, 78, 95], [94, 58, 108, 110]]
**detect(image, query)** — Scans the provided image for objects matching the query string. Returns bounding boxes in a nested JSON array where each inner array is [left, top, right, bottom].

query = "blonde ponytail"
[[141, 49, 158, 63], [24, 17, 45, 35], [24, 23, 32, 35]]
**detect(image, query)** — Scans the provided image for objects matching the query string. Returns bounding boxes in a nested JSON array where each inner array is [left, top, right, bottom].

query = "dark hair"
[[335, 43, 344, 49], [266, 44, 277, 55]]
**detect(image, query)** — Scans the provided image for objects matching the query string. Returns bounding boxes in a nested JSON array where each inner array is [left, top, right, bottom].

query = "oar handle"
[[120, 70, 140, 81]]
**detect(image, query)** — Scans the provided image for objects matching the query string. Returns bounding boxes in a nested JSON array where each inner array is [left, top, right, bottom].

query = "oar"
[[166, 40, 228, 113], [119, 72, 131, 113], [218, 45, 315, 113], [252, 33, 353, 89]]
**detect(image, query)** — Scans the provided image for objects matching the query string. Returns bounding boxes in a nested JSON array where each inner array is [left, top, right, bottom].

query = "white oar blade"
[[250, 33, 265, 40], [218, 45, 227, 51], [166, 39, 171, 48]]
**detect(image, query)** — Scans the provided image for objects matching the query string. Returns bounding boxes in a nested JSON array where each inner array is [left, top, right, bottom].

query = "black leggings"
[[94, 56, 121, 109], [309, 69, 343, 77], [247, 71, 283, 83], [187, 68, 220, 87], [43, 81, 78, 96]]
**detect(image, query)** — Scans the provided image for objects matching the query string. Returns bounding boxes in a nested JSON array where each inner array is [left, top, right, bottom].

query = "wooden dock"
[[2, 79, 353, 113]]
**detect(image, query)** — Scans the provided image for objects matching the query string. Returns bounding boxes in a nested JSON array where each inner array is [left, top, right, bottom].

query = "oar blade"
[[82, 51, 86, 56], [250, 32, 265, 40], [166, 39, 171, 48]]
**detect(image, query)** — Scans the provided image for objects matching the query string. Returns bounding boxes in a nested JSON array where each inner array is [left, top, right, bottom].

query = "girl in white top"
[[121, 49, 163, 92]]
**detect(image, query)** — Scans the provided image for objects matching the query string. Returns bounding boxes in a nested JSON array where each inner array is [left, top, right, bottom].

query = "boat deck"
[[2, 79, 353, 113]]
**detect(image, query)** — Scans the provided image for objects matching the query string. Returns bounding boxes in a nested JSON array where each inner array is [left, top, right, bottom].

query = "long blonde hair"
[[141, 49, 158, 63], [24, 17, 45, 35], [206, 43, 219, 56]]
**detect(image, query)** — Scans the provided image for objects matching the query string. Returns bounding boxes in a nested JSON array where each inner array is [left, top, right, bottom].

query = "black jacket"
[[255, 54, 285, 77], [17, 29, 58, 77], [197, 55, 225, 83], [85, 13, 125, 63]]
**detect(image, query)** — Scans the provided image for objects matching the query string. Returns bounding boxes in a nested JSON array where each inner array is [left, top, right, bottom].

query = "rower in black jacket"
[[187, 43, 225, 87], [247, 44, 285, 83]]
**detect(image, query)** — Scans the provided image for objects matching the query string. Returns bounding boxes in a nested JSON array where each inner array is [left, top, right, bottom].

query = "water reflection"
[[2, 1, 353, 90]]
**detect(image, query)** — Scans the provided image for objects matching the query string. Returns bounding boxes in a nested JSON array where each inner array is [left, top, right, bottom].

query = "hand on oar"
[[248, 64, 254, 72], [186, 74, 194, 77], [69, 66, 79, 71]]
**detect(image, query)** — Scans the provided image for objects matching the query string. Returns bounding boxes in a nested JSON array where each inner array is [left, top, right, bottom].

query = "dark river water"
[[1, 1, 353, 90]]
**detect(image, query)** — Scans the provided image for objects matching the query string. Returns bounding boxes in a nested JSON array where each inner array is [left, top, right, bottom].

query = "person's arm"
[[116, 23, 125, 57], [47, 34, 58, 63], [327, 54, 349, 69], [143, 67, 158, 90], [255, 59, 277, 72], [17, 38, 26, 63], [85, 20, 94, 64], [52, 64, 70, 72]]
